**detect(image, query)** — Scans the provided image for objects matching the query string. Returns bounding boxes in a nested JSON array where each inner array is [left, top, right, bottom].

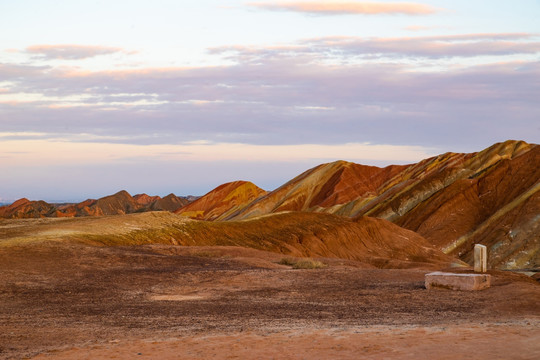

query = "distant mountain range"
[[0, 192, 194, 218], [1, 140, 538, 270]]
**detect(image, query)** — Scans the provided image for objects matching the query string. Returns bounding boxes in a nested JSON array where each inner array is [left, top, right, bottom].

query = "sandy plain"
[[0, 237, 539, 359]]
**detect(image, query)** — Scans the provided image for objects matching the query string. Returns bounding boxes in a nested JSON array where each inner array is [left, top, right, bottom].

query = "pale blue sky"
[[1, 1, 539, 201], [2, 1, 539, 66]]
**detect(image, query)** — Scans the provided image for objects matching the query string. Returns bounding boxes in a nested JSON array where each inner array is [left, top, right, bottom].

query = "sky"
[[1, 0, 539, 202]]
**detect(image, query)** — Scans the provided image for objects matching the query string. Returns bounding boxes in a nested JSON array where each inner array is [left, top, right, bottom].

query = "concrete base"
[[425, 272, 491, 291]]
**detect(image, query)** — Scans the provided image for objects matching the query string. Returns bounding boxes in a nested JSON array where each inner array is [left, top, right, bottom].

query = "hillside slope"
[[354, 141, 539, 269], [0, 211, 460, 269], [176, 181, 267, 220], [225, 140, 538, 269], [230, 161, 407, 220]]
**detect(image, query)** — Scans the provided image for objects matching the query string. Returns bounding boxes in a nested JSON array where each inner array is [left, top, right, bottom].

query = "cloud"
[[0, 63, 50, 79], [2, 59, 539, 148], [248, 1, 440, 15], [24, 44, 128, 60], [306, 33, 540, 58], [214, 33, 540, 61], [0, 131, 50, 140], [2, 34, 539, 151]]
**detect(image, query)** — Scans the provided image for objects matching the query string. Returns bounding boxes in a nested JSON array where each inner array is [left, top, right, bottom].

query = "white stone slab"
[[425, 271, 491, 291], [474, 244, 487, 273]]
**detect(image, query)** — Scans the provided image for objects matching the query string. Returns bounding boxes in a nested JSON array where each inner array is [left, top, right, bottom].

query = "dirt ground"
[[1, 241, 539, 359]]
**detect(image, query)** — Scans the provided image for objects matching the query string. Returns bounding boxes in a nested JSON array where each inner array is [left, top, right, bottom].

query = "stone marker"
[[425, 272, 491, 291], [474, 244, 487, 273]]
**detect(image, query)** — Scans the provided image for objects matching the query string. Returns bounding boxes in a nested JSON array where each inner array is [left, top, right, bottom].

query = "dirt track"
[[1, 242, 539, 359]]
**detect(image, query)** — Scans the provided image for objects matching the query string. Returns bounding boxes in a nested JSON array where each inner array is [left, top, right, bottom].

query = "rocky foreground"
[[1, 240, 539, 359]]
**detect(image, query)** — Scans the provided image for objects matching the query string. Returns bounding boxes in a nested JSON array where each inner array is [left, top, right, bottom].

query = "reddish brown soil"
[[1, 242, 538, 359], [30, 325, 540, 360]]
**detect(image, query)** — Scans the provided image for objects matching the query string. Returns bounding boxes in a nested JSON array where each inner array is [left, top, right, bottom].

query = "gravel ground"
[[1, 242, 539, 359]]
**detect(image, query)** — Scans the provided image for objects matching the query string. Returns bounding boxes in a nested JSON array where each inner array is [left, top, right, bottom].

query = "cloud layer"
[[248, 1, 439, 15], [1, 34, 539, 162], [24, 44, 127, 60], [214, 33, 540, 60]]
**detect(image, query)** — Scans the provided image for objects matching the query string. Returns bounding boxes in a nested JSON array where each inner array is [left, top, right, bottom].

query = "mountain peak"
[[134, 193, 161, 205], [176, 180, 267, 221], [113, 190, 132, 198], [10, 198, 31, 207], [230, 160, 408, 219]]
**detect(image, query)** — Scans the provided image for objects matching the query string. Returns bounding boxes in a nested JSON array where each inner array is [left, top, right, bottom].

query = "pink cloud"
[[248, 1, 440, 15], [25, 44, 128, 60]]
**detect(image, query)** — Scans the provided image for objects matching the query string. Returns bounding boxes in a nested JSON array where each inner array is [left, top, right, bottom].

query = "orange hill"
[[0, 198, 56, 219], [229, 161, 407, 220], [175, 181, 267, 220]]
